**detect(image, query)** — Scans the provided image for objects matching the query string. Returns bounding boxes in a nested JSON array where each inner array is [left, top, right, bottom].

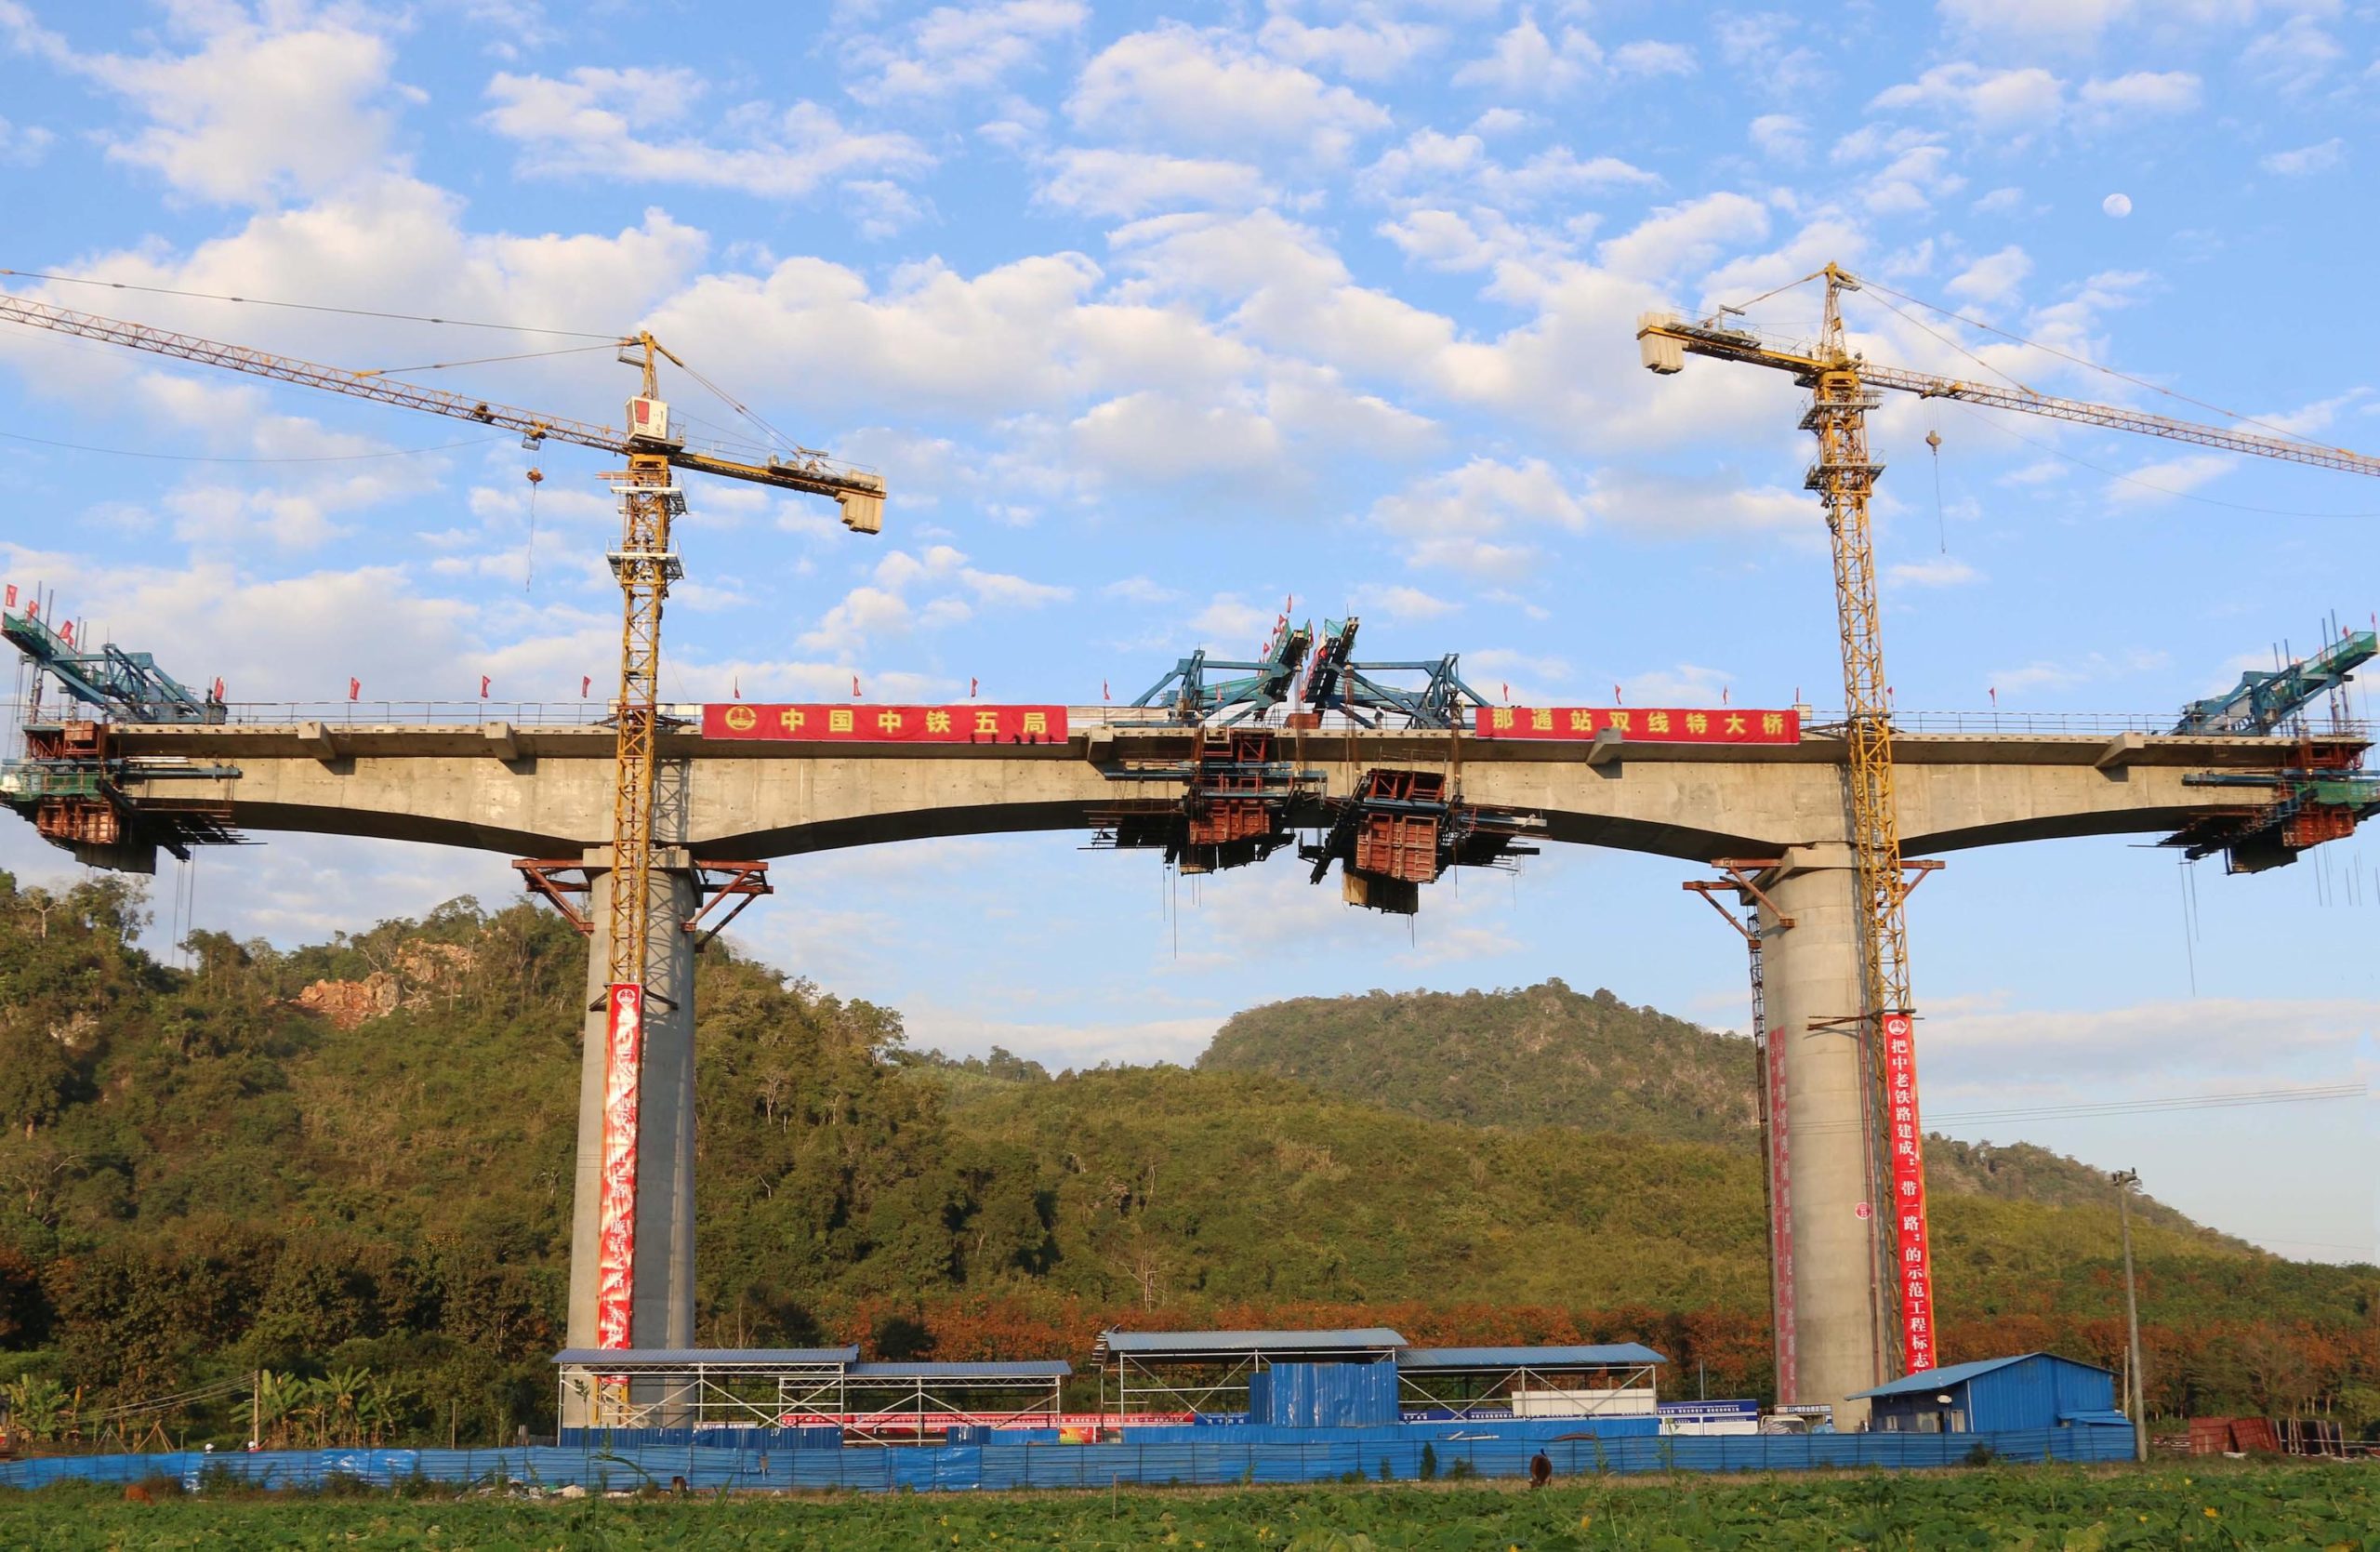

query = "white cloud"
[[2077, 70, 2201, 119], [1887, 556, 1984, 587], [2260, 138, 2344, 177], [1068, 23, 1393, 162], [843, 179, 930, 240], [1944, 245, 2033, 307], [1594, 192, 1769, 281], [1450, 8, 1602, 97], [1972, 185, 2025, 215], [16, 7, 401, 202], [960, 567, 1072, 607], [843, 0, 1086, 102], [1368, 457, 1585, 575], [1927, 997, 2373, 1080], [1035, 148, 1276, 219], [1748, 113, 1807, 161], [1361, 130, 1659, 210], [1069, 389, 1286, 483], [1346, 582, 1459, 621], [2245, 15, 2344, 92], [1986, 647, 2168, 697], [1611, 40, 1696, 78], [1257, 14, 1444, 81], [483, 69, 930, 198], [1871, 63, 2065, 132], [2105, 451, 2236, 503], [0, 114, 54, 166], [1936, 0, 2136, 47], [1104, 575, 1180, 604]]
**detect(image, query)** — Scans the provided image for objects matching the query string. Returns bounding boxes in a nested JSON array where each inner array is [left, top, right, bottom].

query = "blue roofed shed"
[[1849, 1352, 2120, 1434]]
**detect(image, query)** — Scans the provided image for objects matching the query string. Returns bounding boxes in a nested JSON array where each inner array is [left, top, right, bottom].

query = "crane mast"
[[0, 288, 885, 1370]]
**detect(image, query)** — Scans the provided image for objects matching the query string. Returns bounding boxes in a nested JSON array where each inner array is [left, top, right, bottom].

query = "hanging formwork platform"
[[553, 1346, 858, 1435], [1091, 1329, 1406, 1424], [1396, 1345, 1667, 1420]]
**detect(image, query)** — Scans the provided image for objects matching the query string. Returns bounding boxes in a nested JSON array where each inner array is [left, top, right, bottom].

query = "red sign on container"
[[1881, 1011, 1937, 1375], [1473, 706, 1799, 743], [703, 704, 1069, 743]]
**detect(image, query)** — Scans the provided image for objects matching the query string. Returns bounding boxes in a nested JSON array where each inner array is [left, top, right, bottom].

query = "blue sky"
[[0, 0, 2373, 1262]]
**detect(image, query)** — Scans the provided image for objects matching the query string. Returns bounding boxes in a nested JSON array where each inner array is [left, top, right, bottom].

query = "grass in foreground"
[[0, 1460, 2371, 1550]]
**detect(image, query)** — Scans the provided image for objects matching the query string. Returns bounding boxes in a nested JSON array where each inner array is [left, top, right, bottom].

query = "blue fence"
[[0, 1426, 2132, 1494]]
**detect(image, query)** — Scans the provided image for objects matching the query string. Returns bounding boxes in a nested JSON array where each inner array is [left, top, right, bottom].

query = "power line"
[[2, 266, 621, 339], [0, 427, 509, 464]]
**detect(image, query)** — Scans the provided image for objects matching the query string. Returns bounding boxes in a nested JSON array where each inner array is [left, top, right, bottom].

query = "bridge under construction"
[[5, 259, 2376, 1433]]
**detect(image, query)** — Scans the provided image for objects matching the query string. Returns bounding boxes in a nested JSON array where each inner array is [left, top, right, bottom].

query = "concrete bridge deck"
[[106, 716, 2306, 864]]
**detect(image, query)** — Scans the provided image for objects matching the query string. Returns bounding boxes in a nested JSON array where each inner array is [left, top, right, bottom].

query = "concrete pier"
[[1754, 846, 1884, 1429], [561, 845, 699, 1426]]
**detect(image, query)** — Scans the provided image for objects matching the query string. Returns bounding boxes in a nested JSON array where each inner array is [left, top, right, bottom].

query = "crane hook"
[[522, 468, 545, 592], [1925, 430, 1946, 553]]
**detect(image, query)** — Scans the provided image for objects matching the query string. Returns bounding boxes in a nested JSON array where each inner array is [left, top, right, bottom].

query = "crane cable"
[[1, 267, 620, 339], [1857, 273, 2331, 450]]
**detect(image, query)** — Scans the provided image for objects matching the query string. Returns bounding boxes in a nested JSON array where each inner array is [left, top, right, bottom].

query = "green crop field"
[[0, 1462, 2371, 1550]]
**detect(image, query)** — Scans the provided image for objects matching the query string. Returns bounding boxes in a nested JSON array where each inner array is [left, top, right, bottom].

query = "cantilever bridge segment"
[[4, 691, 2371, 1427]]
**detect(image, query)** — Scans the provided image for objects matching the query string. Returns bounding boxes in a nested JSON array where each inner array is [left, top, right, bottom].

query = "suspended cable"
[[1858, 274, 2327, 448], [1936, 400, 2380, 517], [0, 427, 508, 464], [1, 267, 621, 339], [361, 342, 624, 378]]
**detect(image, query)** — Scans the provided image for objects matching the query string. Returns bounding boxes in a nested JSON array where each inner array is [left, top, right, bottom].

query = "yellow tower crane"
[[0, 288, 885, 1359], [1638, 263, 2380, 1380]]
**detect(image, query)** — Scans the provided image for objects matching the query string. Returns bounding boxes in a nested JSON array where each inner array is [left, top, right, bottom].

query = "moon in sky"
[[2103, 192, 2134, 218]]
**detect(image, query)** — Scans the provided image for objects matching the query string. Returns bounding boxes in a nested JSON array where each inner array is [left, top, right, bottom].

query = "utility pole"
[[2112, 1169, 2147, 1463]]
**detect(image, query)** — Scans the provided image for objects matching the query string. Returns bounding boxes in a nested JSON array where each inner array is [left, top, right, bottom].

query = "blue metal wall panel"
[[1254, 1362, 1400, 1426], [1964, 1356, 2115, 1433], [0, 1426, 2135, 1495]]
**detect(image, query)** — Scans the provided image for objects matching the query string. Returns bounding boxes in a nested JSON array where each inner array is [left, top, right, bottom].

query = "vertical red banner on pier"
[[595, 982, 643, 1350], [1882, 1012, 1937, 1374]]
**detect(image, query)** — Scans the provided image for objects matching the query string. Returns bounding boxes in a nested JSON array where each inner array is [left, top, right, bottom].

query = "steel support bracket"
[[685, 860, 772, 951]]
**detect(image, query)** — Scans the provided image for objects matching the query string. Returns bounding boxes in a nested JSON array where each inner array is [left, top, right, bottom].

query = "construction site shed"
[[1851, 1353, 2118, 1435], [1398, 1344, 1667, 1420], [1093, 1329, 1405, 1421]]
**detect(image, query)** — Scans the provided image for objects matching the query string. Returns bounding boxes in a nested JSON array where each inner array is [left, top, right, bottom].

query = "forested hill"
[[0, 871, 2370, 1448], [1198, 980, 1757, 1144], [1196, 980, 2208, 1235]]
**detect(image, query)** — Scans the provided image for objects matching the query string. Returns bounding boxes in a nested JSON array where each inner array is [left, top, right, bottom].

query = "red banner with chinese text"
[[1473, 706, 1800, 742], [703, 703, 1069, 742], [595, 983, 643, 1350], [1882, 1011, 1937, 1375]]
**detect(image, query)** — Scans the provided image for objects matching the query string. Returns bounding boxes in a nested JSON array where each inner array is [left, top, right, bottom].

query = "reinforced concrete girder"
[[99, 723, 2340, 865]]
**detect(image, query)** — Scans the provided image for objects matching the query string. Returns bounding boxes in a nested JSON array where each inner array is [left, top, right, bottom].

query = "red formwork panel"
[[1354, 813, 1440, 882]]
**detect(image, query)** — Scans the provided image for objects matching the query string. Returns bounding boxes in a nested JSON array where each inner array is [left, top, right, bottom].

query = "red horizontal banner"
[[703, 703, 1069, 743], [1474, 706, 1800, 743]]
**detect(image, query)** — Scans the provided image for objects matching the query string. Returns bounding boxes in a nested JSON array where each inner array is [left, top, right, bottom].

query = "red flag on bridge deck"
[[732, 676, 741, 700], [211, 678, 225, 701], [1721, 685, 1730, 706], [1103, 681, 1110, 702], [853, 674, 863, 697], [480, 675, 490, 699], [348, 678, 360, 702], [970, 677, 978, 697], [582, 675, 592, 697], [60, 620, 73, 645], [1613, 683, 1623, 705], [1989, 686, 1997, 707], [3, 585, 13, 607]]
